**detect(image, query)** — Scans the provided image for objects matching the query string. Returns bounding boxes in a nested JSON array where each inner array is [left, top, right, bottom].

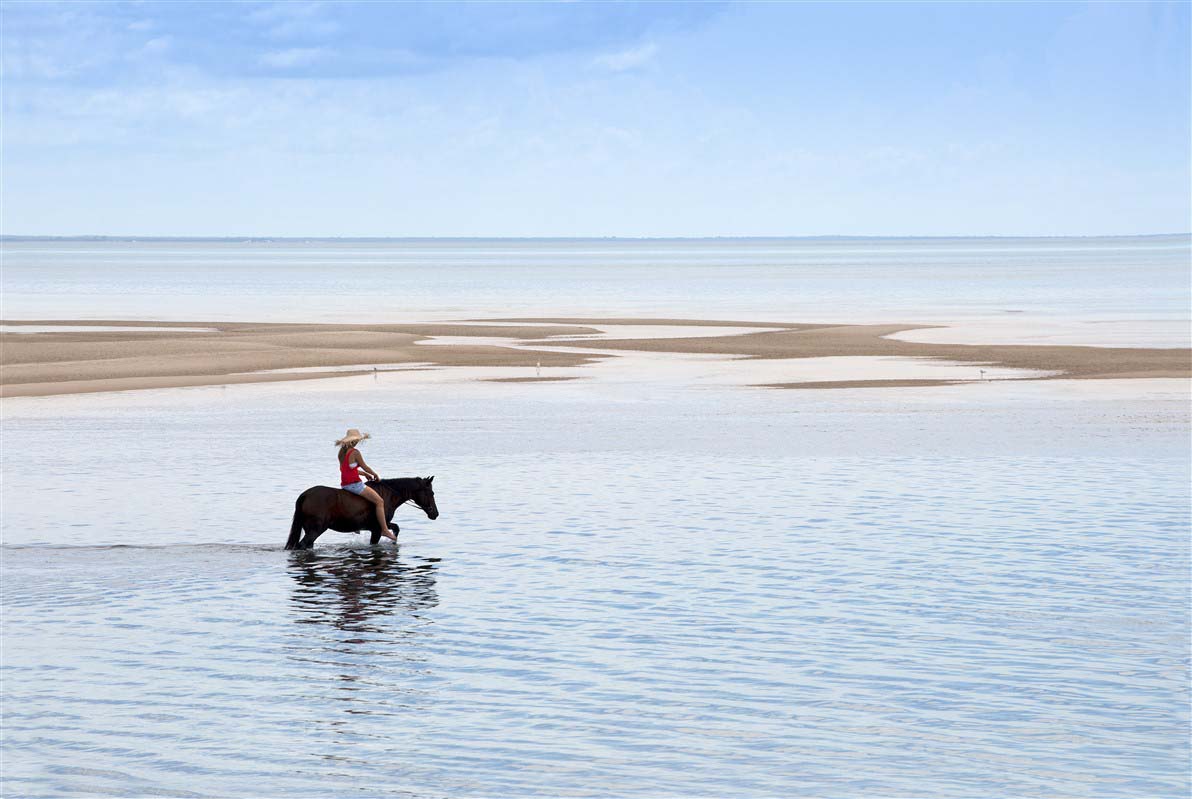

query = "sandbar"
[[1, 317, 1187, 397]]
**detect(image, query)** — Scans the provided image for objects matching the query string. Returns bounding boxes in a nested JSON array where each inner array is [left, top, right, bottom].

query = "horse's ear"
[[428, 475, 434, 484]]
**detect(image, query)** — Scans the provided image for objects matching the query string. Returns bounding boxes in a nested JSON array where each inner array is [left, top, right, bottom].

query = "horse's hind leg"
[[300, 523, 326, 550]]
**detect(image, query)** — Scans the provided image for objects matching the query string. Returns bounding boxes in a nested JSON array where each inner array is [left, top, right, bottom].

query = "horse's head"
[[413, 476, 439, 520]]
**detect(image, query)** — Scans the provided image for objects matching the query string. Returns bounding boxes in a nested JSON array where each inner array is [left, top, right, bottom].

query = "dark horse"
[[286, 476, 439, 550]]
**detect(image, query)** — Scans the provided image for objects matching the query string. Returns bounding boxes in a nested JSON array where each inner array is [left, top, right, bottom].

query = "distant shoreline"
[[3, 233, 1189, 244], [2, 317, 1187, 399]]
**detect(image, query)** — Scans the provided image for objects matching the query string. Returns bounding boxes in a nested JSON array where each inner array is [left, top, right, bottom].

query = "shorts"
[[342, 481, 366, 495]]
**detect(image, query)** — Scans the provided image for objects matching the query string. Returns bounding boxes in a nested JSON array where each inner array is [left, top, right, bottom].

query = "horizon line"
[[3, 232, 1190, 243]]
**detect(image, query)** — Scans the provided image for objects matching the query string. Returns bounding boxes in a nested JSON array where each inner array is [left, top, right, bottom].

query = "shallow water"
[[2, 374, 1189, 797], [3, 236, 1190, 796], [0, 325, 219, 334], [2, 237, 1189, 345]]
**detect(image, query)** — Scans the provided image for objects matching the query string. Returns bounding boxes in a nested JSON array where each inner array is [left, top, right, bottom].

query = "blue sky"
[[2, 1, 1189, 237]]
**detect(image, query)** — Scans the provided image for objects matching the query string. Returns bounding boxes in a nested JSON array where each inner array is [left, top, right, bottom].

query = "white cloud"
[[592, 42, 658, 72], [141, 37, 172, 56], [258, 47, 330, 69], [247, 2, 339, 40]]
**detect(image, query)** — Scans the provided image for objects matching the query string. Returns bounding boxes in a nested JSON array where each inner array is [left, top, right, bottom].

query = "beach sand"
[[1, 318, 1187, 397]]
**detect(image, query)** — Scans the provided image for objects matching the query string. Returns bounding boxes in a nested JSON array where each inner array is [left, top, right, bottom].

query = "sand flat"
[[1, 317, 1187, 397], [511, 319, 1190, 382]]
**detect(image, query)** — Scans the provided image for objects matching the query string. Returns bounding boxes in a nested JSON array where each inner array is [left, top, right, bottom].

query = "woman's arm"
[[355, 454, 380, 481]]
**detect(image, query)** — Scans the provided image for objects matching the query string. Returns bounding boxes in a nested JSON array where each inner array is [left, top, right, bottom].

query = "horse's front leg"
[[369, 521, 398, 546]]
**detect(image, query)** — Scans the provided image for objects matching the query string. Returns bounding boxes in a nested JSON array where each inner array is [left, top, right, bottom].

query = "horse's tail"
[[285, 497, 305, 550]]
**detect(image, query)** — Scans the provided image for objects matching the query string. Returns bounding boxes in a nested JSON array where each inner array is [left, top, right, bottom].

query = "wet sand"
[[0, 320, 603, 397], [514, 321, 1189, 385], [1, 318, 1187, 397]]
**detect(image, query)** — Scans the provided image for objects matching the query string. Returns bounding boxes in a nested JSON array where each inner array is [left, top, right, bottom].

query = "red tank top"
[[339, 448, 361, 486]]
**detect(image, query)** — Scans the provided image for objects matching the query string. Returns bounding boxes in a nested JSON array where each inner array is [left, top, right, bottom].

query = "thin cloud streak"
[[593, 42, 658, 72], [1, 1, 1187, 236]]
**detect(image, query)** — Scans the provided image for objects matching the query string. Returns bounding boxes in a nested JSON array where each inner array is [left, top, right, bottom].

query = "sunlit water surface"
[[2, 373, 1189, 798], [3, 236, 1189, 346]]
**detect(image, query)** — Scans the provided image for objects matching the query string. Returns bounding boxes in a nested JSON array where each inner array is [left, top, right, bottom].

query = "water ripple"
[[3, 453, 1187, 797]]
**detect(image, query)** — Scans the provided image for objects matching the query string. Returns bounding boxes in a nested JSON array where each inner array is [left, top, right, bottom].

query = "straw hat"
[[334, 428, 371, 447]]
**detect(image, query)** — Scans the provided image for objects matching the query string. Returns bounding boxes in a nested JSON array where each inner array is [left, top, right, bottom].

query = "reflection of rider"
[[335, 428, 395, 542]]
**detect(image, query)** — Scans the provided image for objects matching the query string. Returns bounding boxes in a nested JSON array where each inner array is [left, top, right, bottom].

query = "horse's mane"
[[371, 477, 422, 492]]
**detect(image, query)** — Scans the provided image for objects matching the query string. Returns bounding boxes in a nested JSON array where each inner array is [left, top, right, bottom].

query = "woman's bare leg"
[[360, 486, 396, 542]]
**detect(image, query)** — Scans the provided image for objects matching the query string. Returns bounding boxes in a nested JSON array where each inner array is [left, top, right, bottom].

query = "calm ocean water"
[[2, 236, 1189, 332], [2, 237, 1190, 797]]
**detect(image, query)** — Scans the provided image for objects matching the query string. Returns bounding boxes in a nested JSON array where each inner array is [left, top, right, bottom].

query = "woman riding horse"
[[335, 428, 395, 543], [286, 475, 438, 550], [284, 429, 439, 550]]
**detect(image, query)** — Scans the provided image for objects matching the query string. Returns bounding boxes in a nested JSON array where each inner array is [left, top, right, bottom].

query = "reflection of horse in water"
[[286, 549, 440, 738], [287, 548, 439, 635], [286, 476, 438, 550]]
